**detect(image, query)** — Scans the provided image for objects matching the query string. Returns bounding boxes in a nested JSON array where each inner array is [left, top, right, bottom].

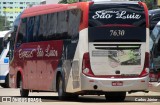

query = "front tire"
[[19, 77, 29, 97], [105, 92, 126, 102], [0, 74, 9, 88]]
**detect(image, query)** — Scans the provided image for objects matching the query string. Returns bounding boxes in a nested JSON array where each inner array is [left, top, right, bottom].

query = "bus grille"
[[93, 44, 140, 50]]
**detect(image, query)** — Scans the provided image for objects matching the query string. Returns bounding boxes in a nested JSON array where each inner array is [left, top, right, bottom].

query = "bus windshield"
[[0, 38, 3, 55], [88, 3, 146, 42]]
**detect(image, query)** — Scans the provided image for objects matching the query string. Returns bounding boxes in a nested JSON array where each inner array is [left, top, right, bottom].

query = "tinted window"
[[152, 26, 160, 39], [156, 38, 160, 56], [33, 16, 40, 41], [46, 13, 57, 40], [88, 27, 146, 42], [150, 16, 160, 30], [21, 9, 81, 42], [57, 11, 68, 39], [37, 9, 81, 41], [89, 3, 146, 27], [152, 17, 160, 21], [13, 13, 21, 32], [0, 38, 3, 55], [88, 3, 146, 42], [10, 31, 16, 60], [16, 18, 27, 48], [150, 25, 160, 54], [38, 15, 47, 41], [68, 9, 81, 39], [150, 36, 153, 51], [27, 17, 35, 42]]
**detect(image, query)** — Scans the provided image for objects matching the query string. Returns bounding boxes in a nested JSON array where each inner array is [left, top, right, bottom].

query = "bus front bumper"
[[81, 74, 149, 92], [0, 75, 6, 83], [0, 80, 5, 84]]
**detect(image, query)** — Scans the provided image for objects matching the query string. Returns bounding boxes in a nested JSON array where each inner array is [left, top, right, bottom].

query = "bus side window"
[[33, 16, 40, 42], [57, 11, 68, 39], [16, 18, 27, 48], [9, 32, 16, 60], [27, 17, 35, 42], [150, 16, 160, 30], [38, 15, 47, 41], [68, 9, 81, 40], [16, 33, 23, 48], [46, 13, 57, 40], [0, 38, 3, 55]]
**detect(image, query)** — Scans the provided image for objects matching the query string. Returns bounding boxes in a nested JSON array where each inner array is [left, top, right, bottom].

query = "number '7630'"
[[110, 30, 125, 36]]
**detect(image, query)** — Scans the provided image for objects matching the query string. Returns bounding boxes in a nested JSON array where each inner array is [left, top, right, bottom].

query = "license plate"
[[112, 81, 123, 86]]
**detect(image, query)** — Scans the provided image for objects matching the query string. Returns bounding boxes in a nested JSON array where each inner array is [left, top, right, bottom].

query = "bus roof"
[[93, 0, 139, 4], [0, 30, 12, 38], [21, 3, 84, 18], [21, 1, 141, 18]]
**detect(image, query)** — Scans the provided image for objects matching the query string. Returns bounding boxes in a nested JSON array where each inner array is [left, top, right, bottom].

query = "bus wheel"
[[19, 77, 29, 97], [57, 76, 67, 100], [105, 92, 126, 102], [68, 93, 79, 100], [4, 74, 9, 88], [0, 74, 9, 88]]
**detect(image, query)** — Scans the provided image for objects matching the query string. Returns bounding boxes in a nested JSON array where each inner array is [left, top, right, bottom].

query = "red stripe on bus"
[[138, 2, 149, 28]]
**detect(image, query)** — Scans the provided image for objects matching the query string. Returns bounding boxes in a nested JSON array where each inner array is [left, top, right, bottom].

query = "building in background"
[[41, 0, 84, 4], [158, 0, 160, 6], [41, 0, 60, 4], [0, 0, 41, 26]]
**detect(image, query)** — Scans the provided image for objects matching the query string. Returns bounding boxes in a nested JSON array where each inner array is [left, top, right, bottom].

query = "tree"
[[58, 0, 68, 4], [58, 0, 157, 9], [0, 15, 10, 31], [142, 0, 157, 9]]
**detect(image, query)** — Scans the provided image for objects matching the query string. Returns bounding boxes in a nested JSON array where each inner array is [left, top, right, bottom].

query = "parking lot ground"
[[0, 87, 160, 105]]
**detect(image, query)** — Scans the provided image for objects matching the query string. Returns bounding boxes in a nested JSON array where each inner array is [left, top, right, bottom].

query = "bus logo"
[[92, 10, 141, 20]]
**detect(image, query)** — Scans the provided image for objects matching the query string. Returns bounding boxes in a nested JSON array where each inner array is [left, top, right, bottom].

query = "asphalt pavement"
[[0, 86, 159, 105]]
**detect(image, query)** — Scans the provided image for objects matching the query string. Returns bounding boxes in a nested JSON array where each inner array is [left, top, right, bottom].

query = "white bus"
[[0, 30, 12, 88]]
